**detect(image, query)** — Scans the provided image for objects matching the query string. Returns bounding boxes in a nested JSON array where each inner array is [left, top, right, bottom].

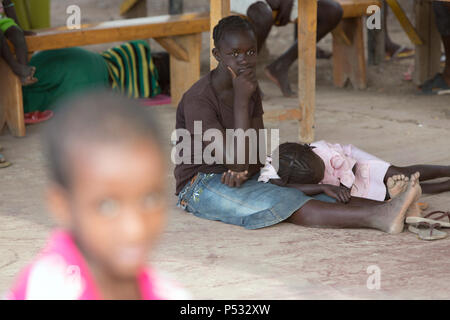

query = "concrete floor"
[[1, 80, 449, 299]]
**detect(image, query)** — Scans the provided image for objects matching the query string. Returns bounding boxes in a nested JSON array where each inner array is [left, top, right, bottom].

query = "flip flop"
[[0, 153, 11, 168], [24, 110, 54, 124], [408, 223, 447, 241], [418, 73, 450, 95], [406, 210, 450, 228], [0, 160, 11, 168], [385, 46, 415, 61]]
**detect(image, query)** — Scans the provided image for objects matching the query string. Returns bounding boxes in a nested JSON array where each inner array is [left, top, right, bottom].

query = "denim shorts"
[[177, 172, 335, 230]]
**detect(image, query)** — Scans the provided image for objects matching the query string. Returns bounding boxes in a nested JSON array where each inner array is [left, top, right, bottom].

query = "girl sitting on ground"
[[175, 15, 421, 235]]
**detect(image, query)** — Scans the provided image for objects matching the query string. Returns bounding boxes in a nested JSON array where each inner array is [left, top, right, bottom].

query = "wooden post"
[[298, 0, 317, 143], [413, 0, 442, 85], [170, 33, 202, 106], [0, 58, 25, 137], [210, 0, 230, 70], [333, 17, 367, 90], [367, 4, 385, 65]]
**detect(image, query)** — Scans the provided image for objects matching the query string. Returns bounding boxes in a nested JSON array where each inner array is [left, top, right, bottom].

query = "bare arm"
[[270, 179, 352, 203], [3, 0, 20, 26]]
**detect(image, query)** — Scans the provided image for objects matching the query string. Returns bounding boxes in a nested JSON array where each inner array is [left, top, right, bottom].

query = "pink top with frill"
[[5, 230, 189, 300], [310, 140, 391, 201]]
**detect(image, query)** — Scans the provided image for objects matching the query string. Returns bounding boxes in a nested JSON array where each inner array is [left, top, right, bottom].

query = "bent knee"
[[247, 1, 273, 27], [5, 26, 25, 39], [318, 0, 343, 25]]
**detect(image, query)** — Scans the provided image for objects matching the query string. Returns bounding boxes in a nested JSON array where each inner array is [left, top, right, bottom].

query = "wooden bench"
[[0, 12, 209, 137]]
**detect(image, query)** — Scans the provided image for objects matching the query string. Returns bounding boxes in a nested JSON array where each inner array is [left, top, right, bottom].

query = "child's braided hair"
[[213, 15, 256, 48], [272, 142, 325, 186]]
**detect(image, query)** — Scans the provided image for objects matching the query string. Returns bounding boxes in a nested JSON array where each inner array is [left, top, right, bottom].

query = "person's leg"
[[287, 173, 421, 234], [0, 28, 35, 84], [383, 0, 413, 58], [247, 2, 274, 52], [442, 34, 450, 86], [433, 2, 450, 86], [316, 0, 343, 42], [264, 0, 342, 96], [386, 165, 450, 194], [4, 26, 29, 66]]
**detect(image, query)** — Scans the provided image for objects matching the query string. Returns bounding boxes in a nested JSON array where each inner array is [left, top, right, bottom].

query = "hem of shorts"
[[243, 197, 313, 230]]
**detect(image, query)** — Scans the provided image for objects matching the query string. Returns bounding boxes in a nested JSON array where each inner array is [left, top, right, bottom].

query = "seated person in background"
[[0, 0, 36, 85], [419, 2, 450, 95], [231, 0, 343, 97], [5, 91, 189, 300], [23, 41, 169, 114]]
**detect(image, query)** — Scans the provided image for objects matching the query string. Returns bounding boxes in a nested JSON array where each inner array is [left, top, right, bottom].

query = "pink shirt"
[[259, 141, 391, 201], [5, 230, 189, 300]]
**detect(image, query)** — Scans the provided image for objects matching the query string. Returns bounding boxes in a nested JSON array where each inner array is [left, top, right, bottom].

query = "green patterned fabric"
[[102, 40, 161, 99], [22, 42, 162, 113], [23, 48, 110, 113]]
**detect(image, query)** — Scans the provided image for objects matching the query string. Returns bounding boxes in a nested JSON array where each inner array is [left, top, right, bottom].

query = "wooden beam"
[[170, 33, 202, 106], [338, 0, 382, 18], [385, 0, 423, 45], [263, 108, 303, 122], [122, 0, 147, 19], [120, 0, 143, 16], [25, 13, 210, 53], [154, 36, 189, 61], [298, 0, 317, 143], [0, 58, 25, 137], [210, 0, 230, 70]]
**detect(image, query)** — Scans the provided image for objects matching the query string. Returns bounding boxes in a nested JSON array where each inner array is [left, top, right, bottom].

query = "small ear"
[[46, 183, 73, 229], [212, 48, 221, 63]]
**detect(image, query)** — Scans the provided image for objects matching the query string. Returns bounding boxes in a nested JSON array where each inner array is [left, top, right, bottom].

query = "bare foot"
[[264, 65, 294, 97], [375, 172, 422, 234], [387, 174, 409, 198], [19, 66, 38, 86], [387, 173, 422, 218]]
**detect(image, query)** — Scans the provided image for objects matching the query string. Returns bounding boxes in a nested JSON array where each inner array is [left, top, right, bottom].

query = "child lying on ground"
[[0, 0, 36, 85], [259, 141, 450, 218], [5, 91, 188, 300]]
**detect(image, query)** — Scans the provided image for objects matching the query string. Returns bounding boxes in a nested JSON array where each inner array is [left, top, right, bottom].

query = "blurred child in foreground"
[[5, 91, 188, 300]]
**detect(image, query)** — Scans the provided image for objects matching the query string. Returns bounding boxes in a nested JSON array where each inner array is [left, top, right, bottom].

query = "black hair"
[[272, 142, 325, 185], [43, 89, 163, 189], [212, 15, 256, 48]]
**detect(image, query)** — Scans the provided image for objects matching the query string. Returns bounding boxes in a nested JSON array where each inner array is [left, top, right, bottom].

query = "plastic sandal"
[[24, 110, 54, 124], [418, 73, 450, 95], [386, 46, 415, 61], [408, 222, 447, 241], [406, 211, 450, 228]]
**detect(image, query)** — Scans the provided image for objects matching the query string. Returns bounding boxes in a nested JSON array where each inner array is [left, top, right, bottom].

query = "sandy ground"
[[1, 0, 450, 299]]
